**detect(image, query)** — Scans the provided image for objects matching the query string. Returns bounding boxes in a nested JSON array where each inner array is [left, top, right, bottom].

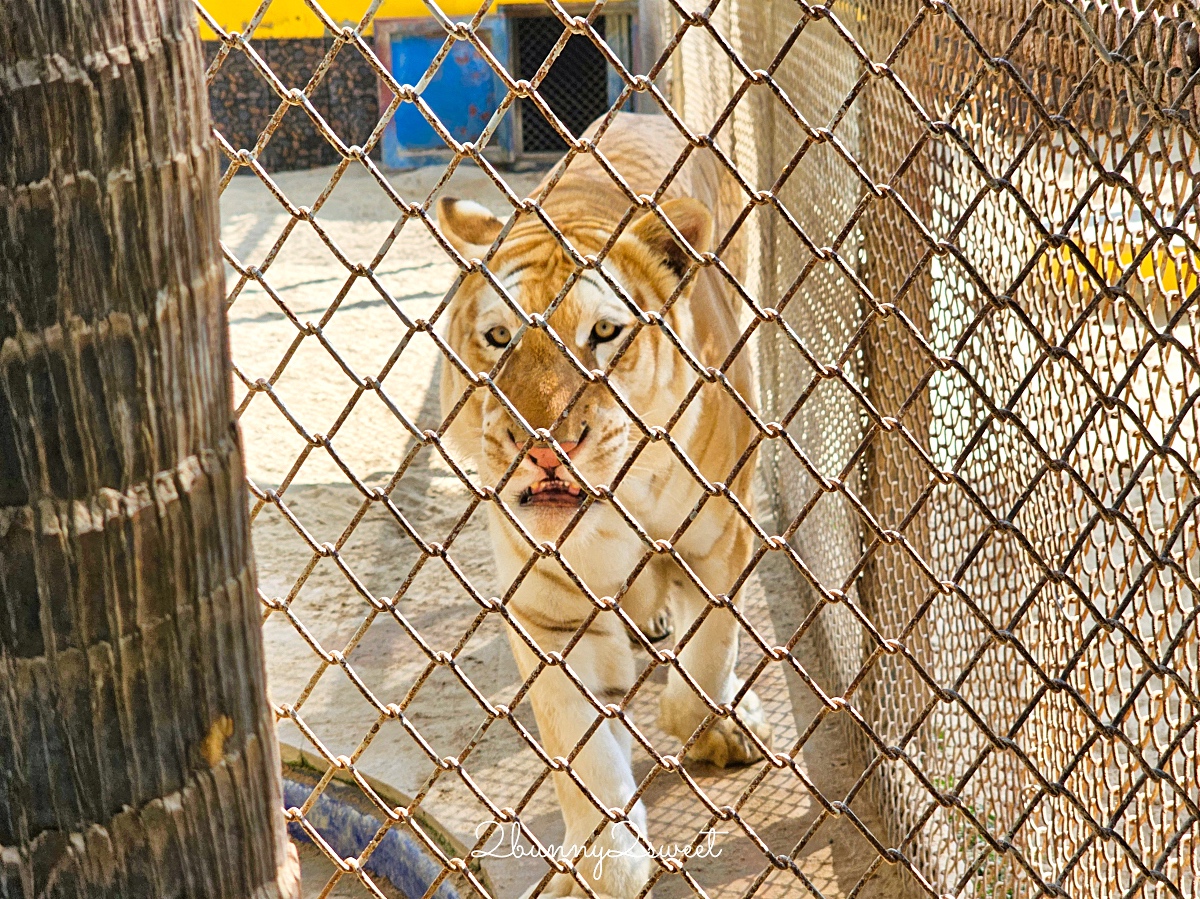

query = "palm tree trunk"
[[0, 0, 298, 896]]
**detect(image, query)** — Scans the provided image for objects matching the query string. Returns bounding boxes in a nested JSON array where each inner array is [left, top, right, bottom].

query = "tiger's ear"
[[624, 197, 713, 277], [437, 197, 504, 256]]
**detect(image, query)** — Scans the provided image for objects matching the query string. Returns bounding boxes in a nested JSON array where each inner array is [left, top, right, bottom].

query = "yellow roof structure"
[[199, 0, 543, 41]]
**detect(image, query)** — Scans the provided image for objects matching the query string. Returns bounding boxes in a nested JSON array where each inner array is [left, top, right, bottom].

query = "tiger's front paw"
[[631, 606, 673, 646], [660, 687, 772, 768], [517, 865, 652, 899], [518, 888, 632, 899]]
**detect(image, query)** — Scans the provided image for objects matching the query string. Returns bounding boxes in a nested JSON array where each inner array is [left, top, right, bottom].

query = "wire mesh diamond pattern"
[[197, 1, 1198, 897]]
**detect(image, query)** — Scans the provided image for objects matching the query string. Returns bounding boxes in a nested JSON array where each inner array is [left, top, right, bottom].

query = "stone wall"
[[204, 39, 381, 171]]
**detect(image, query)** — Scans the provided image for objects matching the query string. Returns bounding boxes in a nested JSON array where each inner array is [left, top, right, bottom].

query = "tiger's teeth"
[[527, 479, 579, 496]]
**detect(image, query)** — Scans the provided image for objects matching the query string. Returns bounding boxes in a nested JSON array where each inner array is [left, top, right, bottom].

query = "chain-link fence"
[[199, 1, 1198, 897]]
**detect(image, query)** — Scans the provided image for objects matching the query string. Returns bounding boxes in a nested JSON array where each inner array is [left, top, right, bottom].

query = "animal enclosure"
[[204, 1, 1198, 898]]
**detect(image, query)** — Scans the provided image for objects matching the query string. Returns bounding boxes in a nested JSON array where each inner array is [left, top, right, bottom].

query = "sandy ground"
[[221, 160, 912, 899]]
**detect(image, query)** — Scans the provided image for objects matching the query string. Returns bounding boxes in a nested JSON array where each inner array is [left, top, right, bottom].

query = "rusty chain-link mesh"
[[197, 0, 1198, 897]]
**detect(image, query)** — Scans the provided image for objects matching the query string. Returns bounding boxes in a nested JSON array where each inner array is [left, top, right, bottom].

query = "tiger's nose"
[[527, 441, 578, 471]]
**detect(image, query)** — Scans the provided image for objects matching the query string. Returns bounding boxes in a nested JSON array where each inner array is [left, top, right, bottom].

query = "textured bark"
[[0, 1, 296, 897]]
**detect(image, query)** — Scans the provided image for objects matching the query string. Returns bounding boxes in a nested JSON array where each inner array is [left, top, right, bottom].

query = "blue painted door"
[[385, 29, 500, 169]]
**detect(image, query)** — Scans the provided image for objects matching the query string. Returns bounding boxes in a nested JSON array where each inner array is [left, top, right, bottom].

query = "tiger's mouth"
[[519, 479, 584, 508]]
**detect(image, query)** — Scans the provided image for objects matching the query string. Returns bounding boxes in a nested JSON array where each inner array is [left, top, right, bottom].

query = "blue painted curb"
[[283, 777, 461, 899]]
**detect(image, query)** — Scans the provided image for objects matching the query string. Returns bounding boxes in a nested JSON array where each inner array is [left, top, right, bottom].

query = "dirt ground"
[[298, 843, 399, 899], [221, 160, 913, 899]]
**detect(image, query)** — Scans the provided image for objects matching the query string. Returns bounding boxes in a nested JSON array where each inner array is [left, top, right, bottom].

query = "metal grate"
[[197, 1, 1199, 897], [516, 14, 610, 153]]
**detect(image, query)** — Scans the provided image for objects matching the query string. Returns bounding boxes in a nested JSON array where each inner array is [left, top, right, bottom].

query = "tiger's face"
[[436, 196, 712, 541]]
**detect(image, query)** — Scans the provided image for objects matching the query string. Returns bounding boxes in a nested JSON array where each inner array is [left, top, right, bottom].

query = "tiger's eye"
[[590, 320, 623, 344], [485, 325, 512, 348]]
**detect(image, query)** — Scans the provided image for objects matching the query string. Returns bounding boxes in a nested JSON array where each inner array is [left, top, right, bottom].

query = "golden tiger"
[[436, 112, 772, 899]]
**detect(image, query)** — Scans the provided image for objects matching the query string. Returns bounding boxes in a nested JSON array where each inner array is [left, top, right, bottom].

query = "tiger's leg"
[[507, 611, 653, 899], [657, 525, 773, 768]]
